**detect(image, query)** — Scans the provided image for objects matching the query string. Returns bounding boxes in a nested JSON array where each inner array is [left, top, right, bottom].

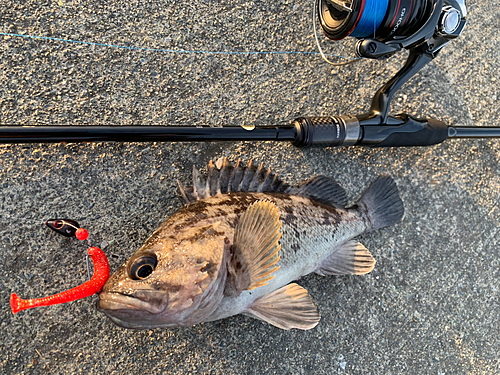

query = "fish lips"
[[97, 292, 166, 314], [97, 290, 171, 328]]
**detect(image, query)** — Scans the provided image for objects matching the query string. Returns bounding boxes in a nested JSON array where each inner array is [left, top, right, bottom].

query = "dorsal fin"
[[288, 176, 348, 207], [178, 157, 291, 203], [177, 158, 348, 206]]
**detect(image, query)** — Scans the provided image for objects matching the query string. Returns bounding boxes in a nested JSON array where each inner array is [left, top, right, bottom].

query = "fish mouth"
[[97, 292, 166, 315], [96, 292, 184, 329]]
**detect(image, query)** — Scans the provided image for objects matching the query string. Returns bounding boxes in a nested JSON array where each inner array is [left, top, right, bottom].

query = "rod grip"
[[361, 116, 449, 147], [292, 115, 359, 147]]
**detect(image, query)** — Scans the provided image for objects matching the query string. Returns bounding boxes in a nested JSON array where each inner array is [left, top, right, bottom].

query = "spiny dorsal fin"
[[225, 200, 281, 296], [193, 165, 208, 200], [246, 283, 320, 330], [315, 240, 376, 276], [178, 158, 347, 205], [178, 157, 290, 203], [288, 176, 348, 207], [207, 160, 220, 197], [217, 157, 232, 194]]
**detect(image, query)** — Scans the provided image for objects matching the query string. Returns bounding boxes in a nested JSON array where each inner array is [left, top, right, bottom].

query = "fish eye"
[[128, 254, 158, 280]]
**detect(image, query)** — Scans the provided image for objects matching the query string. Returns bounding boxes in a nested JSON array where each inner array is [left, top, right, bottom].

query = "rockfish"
[[97, 158, 404, 330]]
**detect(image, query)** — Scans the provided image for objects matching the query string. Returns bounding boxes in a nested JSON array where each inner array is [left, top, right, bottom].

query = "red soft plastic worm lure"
[[10, 247, 109, 314]]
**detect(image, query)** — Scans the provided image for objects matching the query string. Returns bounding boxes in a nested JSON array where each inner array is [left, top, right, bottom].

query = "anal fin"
[[246, 283, 320, 330], [315, 240, 376, 276]]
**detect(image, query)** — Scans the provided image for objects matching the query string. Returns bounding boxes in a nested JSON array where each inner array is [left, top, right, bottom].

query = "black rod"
[[5, 122, 500, 147], [448, 127, 500, 138], [0, 125, 297, 144]]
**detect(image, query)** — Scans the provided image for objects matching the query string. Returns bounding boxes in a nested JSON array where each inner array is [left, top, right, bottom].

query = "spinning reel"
[[289, 0, 470, 147]]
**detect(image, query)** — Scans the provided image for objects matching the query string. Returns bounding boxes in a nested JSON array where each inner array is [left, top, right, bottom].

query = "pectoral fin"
[[316, 240, 376, 276], [225, 200, 282, 296], [246, 283, 320, 330]]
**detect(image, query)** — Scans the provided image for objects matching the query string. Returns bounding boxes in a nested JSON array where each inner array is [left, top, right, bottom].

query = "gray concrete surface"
[[1, 0, 499, 373]]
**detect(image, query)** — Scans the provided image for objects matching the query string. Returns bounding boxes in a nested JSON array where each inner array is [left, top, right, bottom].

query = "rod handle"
[[291, 115, 359, 147], [360, 116, 449, 147]]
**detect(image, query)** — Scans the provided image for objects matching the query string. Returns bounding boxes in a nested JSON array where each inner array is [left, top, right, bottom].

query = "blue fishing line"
[[0, 32, 358, 60], [350, 0, 389, 38]]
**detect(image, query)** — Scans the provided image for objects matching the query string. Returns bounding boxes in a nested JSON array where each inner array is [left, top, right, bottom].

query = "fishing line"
[[0, 215, 94, 280], [0, 32, 358, 60], [350, 0, 389, 38]]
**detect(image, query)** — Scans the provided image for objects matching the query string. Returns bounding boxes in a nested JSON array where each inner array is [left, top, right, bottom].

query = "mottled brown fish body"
[[193, 193, 369, 322], [98, 159, 403, 330], [149, 192, 367, 268]]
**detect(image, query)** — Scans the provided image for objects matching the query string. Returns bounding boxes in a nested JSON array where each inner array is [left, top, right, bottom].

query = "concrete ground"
[[1, 0, 499, 373]]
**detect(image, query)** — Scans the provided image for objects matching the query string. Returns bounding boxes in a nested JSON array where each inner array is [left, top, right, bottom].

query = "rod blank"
[[0, 125, 297, 144], [448, 126, 500, 138]]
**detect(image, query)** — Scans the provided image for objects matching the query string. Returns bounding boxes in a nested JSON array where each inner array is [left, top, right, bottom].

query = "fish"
[[97, 158, 404, 330]]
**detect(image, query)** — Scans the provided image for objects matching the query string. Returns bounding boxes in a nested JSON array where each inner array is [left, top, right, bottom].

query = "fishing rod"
[[2, 115, 499, 147], [2, 0, 497, 148]]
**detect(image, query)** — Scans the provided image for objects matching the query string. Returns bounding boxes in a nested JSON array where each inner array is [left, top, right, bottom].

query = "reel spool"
[[319, 0, 434, 41], [318, 0, 466, 59]]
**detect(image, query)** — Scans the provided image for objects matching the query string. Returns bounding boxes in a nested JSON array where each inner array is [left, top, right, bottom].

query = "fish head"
[[97, 222, 229, 329]]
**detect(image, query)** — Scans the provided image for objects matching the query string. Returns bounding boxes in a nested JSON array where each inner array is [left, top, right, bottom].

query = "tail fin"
[[357, 175, 404, 231]]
